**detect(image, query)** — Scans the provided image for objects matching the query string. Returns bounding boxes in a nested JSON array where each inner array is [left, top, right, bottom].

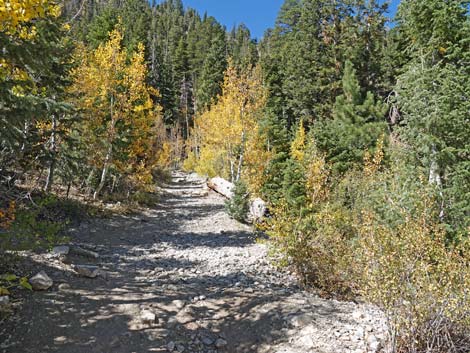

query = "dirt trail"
[[0, 171, 387, 353]]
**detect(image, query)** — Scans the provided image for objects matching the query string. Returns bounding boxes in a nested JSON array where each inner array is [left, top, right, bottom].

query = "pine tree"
[[196, 32, 227, 112], [315, 60, 388, 174], [225, 180, 250, 222], [394, 0, 470, 237]]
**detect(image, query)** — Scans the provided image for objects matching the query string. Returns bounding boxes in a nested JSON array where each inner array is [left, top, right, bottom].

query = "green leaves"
[[0, 274, 32, 294], [19, 277, 33, 291], [0, 274, 17, 282]]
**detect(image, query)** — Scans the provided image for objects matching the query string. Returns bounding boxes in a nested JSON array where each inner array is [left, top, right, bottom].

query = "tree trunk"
[[207, 177, 234, 198], [94, 95, 116, 200], [429, 145, 444, 220], [45, 114, 57, 192], [236, 130, 246, 182], [93, 143, 112, 200]]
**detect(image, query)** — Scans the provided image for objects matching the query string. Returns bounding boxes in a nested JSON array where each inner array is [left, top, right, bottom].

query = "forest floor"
[[0, 171, 387, 353]]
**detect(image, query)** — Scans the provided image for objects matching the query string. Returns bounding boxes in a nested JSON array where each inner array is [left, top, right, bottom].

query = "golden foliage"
[[70, 25, 164, 190], [290, 121, 306, 162], [355, 195, 470, 352], [192, 60, 270, 191], [265, 138, 470, 350], [0, 0, 60, 37]]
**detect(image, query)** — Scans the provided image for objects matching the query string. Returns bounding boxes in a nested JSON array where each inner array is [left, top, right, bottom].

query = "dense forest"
[[1, 1, 469, 352]]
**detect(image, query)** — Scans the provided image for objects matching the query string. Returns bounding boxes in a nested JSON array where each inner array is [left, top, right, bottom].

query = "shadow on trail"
[[1, 174, 352, 353]]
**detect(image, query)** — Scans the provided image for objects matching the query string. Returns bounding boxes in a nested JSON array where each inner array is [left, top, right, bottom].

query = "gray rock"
[[58, 283, 71, 291], [367, 335, 380, 352], [172, 299, 186, 310], [176, 344, 185, 353], [52, 245, 70, 255], [291, 314, 312, 328], [73, 265, 100, 278], [70, 246, 99, 259], [167, 341, 176, 351], [141, 310, 156, 325], [0, 296, 9, 306], [202, 337, 213, 346], [29, 271, 53, 290], [215, 338, 227, 348], [352, 310, 364, 320]]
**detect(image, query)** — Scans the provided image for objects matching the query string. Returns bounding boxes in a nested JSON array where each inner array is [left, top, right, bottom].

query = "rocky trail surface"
[[0, 172, 387, 353]]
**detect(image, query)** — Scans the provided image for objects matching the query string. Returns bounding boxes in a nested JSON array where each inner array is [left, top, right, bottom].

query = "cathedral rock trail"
[[0, 171, 387, 353]]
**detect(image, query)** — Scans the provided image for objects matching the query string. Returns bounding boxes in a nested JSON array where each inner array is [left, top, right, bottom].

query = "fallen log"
[[207, 177, 266, 221], [207, 177, 234, 198]]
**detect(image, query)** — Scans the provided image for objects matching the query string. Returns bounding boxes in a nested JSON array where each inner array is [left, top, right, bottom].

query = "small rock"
[[29, 271, 53, 290], [58, 283, 71, 291], [110, 336, 120, 347], [367, 335, 380, 352], [291, 313, 312, 328], [202, 337, 213, 346], [172, 299, 186, 310], [167, 341, 176, 351], [176, 344, 185, 353], [141, 310, 156, 325], [52, 245, 70, 255], [352, 310, 364, 320], [245, 287, 254, 293], [0, 296, 9, 306], [198, 295, 206, 301], [73, 265, 100, 278], [70, 246, 99, 259], [215, 338, 227, 348]]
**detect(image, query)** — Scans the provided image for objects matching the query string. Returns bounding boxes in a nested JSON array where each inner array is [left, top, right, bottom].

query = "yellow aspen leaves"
[[193, 60, 269, 192], [290, 121, 306, 162], [70, 25, 164, 191], [0, 0, 60, 37]]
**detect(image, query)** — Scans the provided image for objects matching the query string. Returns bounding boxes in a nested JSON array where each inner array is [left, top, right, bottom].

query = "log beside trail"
[[207, 177, 234, 198], [207, 177, 266, 221]]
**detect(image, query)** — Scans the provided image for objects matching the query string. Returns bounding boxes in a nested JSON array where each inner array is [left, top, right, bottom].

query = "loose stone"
[[29, 271, 53, 291], [73, 265, 100, 278], [0, 296, 9, 306]]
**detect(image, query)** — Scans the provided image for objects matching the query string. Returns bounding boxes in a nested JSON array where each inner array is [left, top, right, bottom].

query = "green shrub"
[[264, 141, 470, 352], [225, 180, 250, 222], [0, 195, 76, 253]]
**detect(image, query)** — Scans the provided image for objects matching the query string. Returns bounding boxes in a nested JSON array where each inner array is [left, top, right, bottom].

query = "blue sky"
[[181, 0, 401, 39]]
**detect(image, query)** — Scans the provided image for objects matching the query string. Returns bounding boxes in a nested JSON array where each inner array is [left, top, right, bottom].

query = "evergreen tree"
[[225, 180, 250, 222], [315, 60, 388, 174], [196, 32, 227, 111], [394, 0, 470, 237]]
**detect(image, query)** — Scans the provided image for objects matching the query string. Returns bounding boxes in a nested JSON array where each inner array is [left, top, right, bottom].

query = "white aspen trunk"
[[45, 113, 57, 192], [208, 177, 234, 198], [94, 95, 115, 200], [428, 145, 444, 220], [93, 143, 112, 200], [236, 130, 246, 182]]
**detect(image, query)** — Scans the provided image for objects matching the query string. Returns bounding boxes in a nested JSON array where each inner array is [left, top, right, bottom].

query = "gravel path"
[[0, 171, 387, 353]]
